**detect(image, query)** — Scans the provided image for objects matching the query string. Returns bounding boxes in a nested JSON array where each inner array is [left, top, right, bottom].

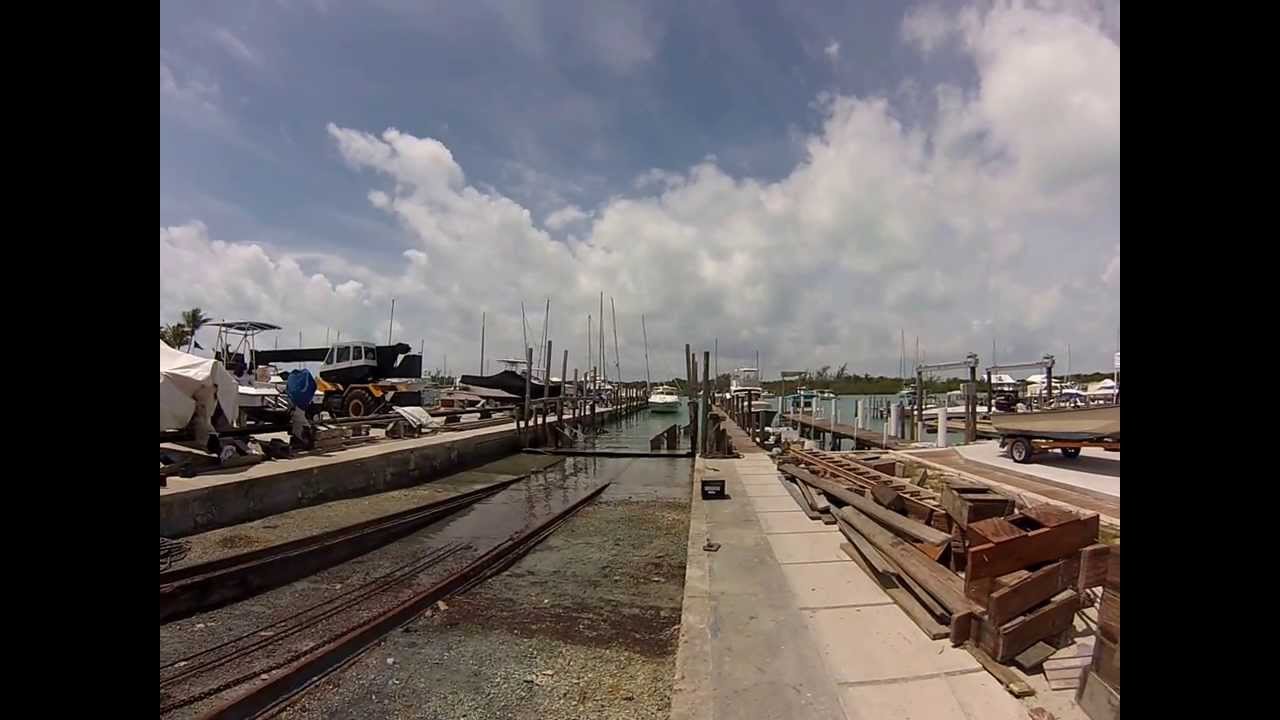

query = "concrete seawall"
[[160, 404, 645, 538]]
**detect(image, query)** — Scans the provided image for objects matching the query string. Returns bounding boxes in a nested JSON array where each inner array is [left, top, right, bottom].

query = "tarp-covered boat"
[[160, 341, 239, 431], [457, 370, 564, 399], [989, 405, 1120, 441]]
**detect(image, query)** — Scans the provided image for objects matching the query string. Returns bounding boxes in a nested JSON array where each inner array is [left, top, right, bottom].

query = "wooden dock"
[[923, 418, 1001, 438], [781, 413, 900, 450]]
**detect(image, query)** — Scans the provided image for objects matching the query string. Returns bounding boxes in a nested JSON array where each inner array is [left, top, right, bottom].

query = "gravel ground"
[[278, 456, 692, 720]]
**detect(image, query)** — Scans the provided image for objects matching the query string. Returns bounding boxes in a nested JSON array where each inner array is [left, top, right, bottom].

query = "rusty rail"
[[160, 477, 525, 623], [196, 480, 613, 720]]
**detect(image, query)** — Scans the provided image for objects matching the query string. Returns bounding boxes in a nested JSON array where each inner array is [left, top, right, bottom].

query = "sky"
[[160, 0, 1120, 381]]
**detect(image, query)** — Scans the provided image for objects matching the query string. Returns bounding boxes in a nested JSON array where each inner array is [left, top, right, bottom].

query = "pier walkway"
[[670, 418, 1031, 720], [781, 412, 901, 450]]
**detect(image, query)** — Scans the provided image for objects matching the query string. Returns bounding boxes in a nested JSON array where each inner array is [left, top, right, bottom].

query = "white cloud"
[[210, 27, 260, 66], [901, 4, 953, 54], [161, 1, 1120, 376], [544, 205, 591, 231], [1101, 251, 1120, 286], [160, 61, 220, 117], [824, 40, 840, 62]]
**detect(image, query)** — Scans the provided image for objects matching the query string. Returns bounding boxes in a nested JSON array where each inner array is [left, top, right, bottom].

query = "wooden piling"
[[701, 350, 710, 457]]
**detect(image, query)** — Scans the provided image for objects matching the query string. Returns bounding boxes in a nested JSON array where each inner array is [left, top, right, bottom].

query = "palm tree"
[[160, 323, 191, 349], [181, 308, 210, 352]]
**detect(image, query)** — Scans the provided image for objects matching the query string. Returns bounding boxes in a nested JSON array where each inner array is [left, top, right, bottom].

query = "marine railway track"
[[160, 472, 611, 719]]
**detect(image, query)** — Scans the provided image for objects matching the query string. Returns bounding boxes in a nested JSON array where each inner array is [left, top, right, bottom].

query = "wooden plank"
[[1076, 669, 1120, 720], [839, 517, 949, 623], [965, 643, 1036, 698], [964, 569, 1031, 606], [841, 543, 950, 640], [977, 590, 1080, 662], [795, 480, 822, 511], [782, 480, 824, 521], [987, 555, 1081, 625], [1106, 543, 1120, 592], [941, 483, 1015, 528], [834, 505, 976, 644], [1098, 588, 1120, 644], [966, 514, 1100, 581], [1021, 504, 1082, 527], [784, 464, 950, 546], [809, 488, 832, 513], [1044, 655, 1092, 671], [1078, 543, 1110, 591], [967, 517, 1026, 545], [1090, 634, 1120, 692], [1012, 641, 1057, 672], [871, 484, 905, 511]]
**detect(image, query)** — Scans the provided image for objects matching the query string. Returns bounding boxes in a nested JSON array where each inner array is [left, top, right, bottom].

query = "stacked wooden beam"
[[1077, 545, 1119, 719], [963, 505, 1099, 662], [785, 449, 952, 531]]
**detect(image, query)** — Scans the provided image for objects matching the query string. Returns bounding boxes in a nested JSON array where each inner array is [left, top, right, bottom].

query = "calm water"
[[771, 393, 966, 445]]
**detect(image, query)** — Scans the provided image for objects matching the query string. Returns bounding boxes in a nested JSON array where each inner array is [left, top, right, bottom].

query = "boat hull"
[[648, 399, 681, 413], [989, 405, 1120, 441]]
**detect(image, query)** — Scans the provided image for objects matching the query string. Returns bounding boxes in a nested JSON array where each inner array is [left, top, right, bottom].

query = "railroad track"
[[160, 477, 525, 623], [160, 479, 612, 719], [159, 542, 469, 716]]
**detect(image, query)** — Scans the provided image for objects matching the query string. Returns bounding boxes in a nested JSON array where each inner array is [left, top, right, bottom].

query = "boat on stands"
[[989, 404, 1120, 442], [647, 384, 681, 413]]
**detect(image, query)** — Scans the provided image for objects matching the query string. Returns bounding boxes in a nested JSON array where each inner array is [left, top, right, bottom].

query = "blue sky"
[[161, 1, 1120, 379]]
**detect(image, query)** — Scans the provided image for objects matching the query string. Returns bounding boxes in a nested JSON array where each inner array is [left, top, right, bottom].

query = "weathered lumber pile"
[[963, 505, 1101, 662], [780, 451, 1109, 665], [1077, 545, 1119, 719]]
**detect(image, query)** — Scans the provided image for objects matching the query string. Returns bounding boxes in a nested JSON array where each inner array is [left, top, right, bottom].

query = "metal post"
[[966, 365, 977, 443]]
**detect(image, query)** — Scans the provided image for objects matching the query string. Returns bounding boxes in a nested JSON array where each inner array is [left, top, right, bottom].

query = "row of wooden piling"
[[515, 340, 649, 448]]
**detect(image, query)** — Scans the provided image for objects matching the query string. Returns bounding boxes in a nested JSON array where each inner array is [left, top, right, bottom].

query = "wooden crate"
[[974, 589, 1080, 662]]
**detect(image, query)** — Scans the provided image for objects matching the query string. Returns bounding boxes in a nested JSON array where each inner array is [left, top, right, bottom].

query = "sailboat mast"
[[479, 312, 486, 374], [610, 296, 621, 382], [641, 313, 652, 394], [599, 292, 606, 385]]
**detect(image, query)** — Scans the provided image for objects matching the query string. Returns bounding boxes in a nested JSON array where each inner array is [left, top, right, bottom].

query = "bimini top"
[[207, 321, 282, 334]]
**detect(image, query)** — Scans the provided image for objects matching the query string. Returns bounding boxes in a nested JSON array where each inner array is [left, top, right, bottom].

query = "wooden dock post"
[[685, 344, 698, 453], [522, 346, 533, 444], [559, 350, 568, 423], [701, 350, 710, 456]]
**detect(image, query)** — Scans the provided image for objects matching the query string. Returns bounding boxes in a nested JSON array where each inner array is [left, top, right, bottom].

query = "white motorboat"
[[648, 384, 681, 413], [730, 367, 772, 412]]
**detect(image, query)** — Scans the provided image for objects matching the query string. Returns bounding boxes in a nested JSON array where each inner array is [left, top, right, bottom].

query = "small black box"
[[700, 478, 727, 500]]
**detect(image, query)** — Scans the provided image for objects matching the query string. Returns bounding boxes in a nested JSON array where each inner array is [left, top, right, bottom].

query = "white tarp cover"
[[160, 341, 239, 431]]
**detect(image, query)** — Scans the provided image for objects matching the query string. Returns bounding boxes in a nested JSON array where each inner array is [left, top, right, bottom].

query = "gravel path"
[[279, 456, 692, 720]]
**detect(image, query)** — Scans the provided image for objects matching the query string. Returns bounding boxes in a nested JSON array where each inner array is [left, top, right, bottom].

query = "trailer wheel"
[[343, 388, 375, 417], [1060, 447, 1081, 459], [1009, 437, 1033, 464]]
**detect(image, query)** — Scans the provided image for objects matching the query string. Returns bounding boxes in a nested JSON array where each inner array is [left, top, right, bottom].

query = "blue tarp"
[[286, 369, 317, 409]]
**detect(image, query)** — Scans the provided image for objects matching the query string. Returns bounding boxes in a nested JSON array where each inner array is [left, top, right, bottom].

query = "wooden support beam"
[[987, 555, 1080, 625], [966, 510, 1099, 582], [783, 464, 949, 546], [965, 643, 1036, 698], [840, 542, 949, 641], [833, 504, 976, 644], [975, 589, 1080, 662], [941, 482, 1015, 528]]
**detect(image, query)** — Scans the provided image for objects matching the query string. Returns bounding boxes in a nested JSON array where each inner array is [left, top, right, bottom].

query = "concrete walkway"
[[955, 440, 1120, 498], [671, 452, 1030, 720]]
